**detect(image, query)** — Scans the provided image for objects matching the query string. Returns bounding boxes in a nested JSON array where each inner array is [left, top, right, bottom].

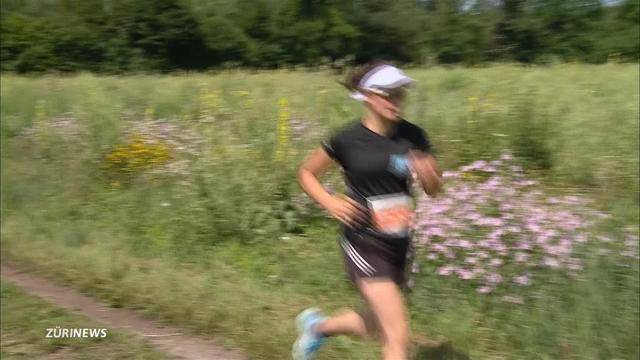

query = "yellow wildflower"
[[274, 98, 291, 163], [144, 106, 154, 120], [199, 89, 221, 117]]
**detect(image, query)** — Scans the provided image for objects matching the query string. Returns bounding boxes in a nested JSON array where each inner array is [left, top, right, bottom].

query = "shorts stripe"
[[340, 238, 375, 276], [343, 240, 375, 273], [342, 241, 374, 276]]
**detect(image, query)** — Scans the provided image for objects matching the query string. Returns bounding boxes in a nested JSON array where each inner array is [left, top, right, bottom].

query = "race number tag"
[[366, 193, 413, 237]]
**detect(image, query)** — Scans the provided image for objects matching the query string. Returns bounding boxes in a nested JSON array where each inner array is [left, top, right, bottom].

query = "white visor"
[[349, 65, 414, 101]]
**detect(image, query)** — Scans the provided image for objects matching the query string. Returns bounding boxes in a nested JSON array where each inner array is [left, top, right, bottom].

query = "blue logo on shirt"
[[388, 154, 409, 177]]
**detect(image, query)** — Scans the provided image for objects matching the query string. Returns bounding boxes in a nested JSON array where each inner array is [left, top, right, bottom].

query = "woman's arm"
[[408, 150, 443, 197], [298, 147, 367, 227]]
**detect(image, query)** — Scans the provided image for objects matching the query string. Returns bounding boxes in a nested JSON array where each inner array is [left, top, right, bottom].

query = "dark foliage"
[[1, 0, 638, 72]]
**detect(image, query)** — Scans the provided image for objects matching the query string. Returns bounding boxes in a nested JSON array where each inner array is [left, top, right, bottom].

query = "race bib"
[[366, 193, 413, 237]]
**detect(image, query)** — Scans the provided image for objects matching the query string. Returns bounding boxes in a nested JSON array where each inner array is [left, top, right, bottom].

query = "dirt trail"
[[1, 263, 245, 360]]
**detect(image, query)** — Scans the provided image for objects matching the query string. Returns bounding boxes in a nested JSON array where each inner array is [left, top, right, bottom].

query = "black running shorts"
[[339, 229, 410, 287]]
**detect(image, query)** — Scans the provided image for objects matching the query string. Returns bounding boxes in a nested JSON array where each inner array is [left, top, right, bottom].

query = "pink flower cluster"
[[412, 152, 637, 296]]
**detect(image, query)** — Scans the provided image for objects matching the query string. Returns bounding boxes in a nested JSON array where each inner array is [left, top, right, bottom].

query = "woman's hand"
[[408, 150, 443, 196], [325, 195, 369, 228]]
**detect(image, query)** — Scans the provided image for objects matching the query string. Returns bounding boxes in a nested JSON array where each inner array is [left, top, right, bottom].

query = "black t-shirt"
[[322, 119, 432, 238]]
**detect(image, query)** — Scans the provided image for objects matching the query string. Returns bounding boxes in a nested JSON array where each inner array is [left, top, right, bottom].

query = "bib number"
[[366, 193, 413, 237]]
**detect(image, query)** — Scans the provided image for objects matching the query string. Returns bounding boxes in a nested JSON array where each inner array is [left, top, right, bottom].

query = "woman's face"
[[365, 88, 407, 122]]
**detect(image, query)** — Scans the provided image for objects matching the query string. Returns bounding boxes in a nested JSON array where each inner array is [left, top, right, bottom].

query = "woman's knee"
[[357, 278, 409, 345], [380, 319, 409, 344], [339, 308, 369, 337], [355, 307, 381, 338]]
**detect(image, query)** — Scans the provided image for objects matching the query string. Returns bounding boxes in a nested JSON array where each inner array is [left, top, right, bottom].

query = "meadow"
[[0, 281, 166, 359], [1, 64, 638, 359]]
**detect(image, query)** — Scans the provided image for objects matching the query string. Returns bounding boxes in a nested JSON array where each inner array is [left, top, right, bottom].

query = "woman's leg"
[[357, 278, 410, 360], [314, 307, 377, 338]]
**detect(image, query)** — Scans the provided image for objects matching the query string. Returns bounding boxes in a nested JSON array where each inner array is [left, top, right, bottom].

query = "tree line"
[[1, 0, 638, 73]]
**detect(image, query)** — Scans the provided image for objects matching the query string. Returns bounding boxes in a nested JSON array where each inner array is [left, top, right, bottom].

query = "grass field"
[[1, 64, 638, 359], [0, 281, 166, 359]]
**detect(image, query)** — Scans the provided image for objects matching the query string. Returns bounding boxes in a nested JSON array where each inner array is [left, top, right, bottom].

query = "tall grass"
[[1, 64, 638, 359]]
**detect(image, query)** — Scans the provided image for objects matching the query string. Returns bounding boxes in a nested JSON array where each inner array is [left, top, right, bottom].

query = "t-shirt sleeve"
[[321, 132, 343, 163], [411, 127, 433, 154]]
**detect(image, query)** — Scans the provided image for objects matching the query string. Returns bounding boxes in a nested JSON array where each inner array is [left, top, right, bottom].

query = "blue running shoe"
[[292, 308, 328, 360]]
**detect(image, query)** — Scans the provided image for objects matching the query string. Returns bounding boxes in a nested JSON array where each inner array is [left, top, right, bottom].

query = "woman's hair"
[[340, 59, 391, 93]]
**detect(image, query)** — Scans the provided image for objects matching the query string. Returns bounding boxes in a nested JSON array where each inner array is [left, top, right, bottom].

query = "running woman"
[[293, 61, 443, 360]]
